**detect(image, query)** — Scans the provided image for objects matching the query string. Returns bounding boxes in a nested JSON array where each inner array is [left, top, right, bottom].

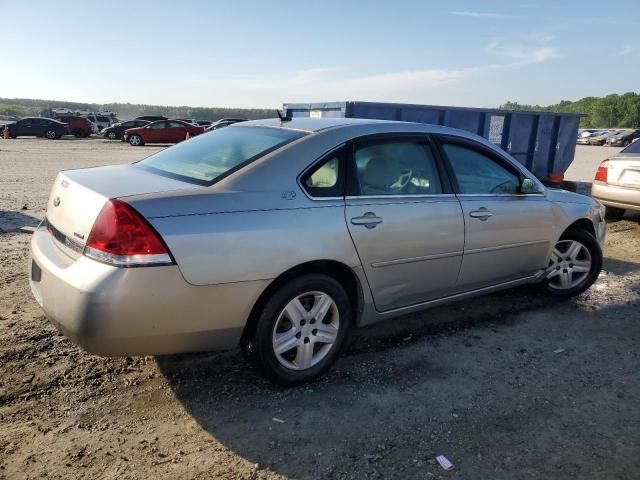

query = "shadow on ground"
[[156, 256, 640, 479], [0, 210, 42, 232]]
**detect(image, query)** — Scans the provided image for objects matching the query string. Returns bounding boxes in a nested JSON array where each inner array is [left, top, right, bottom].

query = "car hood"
[[546, 188, 598, 206]]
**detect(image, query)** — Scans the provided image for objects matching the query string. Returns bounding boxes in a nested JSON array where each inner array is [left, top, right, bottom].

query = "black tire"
[[106, 130, 118, 140], [44, 129, 57, 140], [246, 274, 352, 386], [73, 129, 84, 138], [604, 206, 625, 220], [542, 229, 602, 298]]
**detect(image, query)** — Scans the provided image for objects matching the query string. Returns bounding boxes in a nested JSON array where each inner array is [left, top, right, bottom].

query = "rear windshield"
[[136, 126, 307, 185], [621, 139, 640, 154]]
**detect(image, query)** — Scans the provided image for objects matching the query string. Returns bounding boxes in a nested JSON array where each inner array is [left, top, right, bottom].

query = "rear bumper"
[[29, 226, 269, 356], [591, 181, 640, 211]]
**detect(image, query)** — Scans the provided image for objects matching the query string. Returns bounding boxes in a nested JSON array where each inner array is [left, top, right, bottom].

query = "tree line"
[[499, 92, 640, 128], [0, 97, 275, 121]]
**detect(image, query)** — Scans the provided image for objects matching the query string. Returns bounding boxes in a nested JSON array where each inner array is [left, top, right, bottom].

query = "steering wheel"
[[395, 169, 413, 189]]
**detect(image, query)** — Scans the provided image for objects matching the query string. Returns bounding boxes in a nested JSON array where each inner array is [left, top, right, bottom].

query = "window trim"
[[434, 134, 545, 196], [344, 133, 454, 198], [297, 144, 347, 201]]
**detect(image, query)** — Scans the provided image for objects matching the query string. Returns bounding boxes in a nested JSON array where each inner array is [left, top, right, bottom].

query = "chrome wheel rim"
[[272, 291, 339, 371], [130, 135, 140, 145], [546, 240, 592, 290]]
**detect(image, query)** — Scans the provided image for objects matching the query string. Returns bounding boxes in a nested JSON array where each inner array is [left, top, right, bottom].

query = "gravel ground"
[[1, 138, 639, 480]]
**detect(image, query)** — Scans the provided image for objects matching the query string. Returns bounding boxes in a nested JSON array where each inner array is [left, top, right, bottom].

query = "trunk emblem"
[[53, 196, 61, 207]]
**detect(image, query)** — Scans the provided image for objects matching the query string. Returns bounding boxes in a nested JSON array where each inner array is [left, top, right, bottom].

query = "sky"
[[2, 0, 639, 109]]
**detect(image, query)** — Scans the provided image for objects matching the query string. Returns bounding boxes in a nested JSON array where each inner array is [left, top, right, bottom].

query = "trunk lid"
[[45, 164, 199, 256], [608, 155, 640, 189]]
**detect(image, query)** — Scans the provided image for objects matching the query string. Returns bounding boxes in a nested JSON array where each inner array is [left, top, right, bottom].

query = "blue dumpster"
[[282, 101, 583, 185]]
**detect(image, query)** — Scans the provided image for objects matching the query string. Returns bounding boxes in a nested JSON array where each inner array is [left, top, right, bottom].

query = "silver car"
[[30, 118, 606, 384]]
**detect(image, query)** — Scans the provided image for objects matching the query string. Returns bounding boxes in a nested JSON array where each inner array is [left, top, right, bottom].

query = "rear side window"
[[301, 148, 344, 198], [149, 122, 167, 129], [621, 139, 640, 154], [442, 143, 520, 194], [137, 126, 307, 185], [353, 139, 442, 196]]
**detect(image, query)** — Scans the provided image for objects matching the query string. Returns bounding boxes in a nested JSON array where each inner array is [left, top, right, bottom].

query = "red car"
[[53, 115, 93, 138], [123, 119, 205, 146]]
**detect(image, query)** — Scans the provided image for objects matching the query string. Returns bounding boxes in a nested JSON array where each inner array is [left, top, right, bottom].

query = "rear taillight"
[[84, 199, 173, 267], [594, 159, 609, 182]]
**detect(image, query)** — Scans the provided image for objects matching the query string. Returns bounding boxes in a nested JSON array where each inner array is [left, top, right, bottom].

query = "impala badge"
[[53, 196, 61, 207]]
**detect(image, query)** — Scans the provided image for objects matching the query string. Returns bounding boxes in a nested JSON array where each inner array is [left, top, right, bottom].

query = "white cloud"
[[449, 11, 526, 19], [486, 39, 559, 64], [615, 45, 633, 56]]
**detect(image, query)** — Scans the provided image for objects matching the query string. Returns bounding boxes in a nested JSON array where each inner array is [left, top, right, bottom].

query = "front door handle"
[[351, 212, 383, 229], [469, 208, 493, 221]]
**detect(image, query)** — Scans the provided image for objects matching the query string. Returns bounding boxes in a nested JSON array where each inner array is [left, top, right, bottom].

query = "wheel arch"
[[240, 260, 364, 346], [563, 217, 596, 238]]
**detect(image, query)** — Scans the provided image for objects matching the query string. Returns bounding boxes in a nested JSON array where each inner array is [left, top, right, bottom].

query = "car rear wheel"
[[605, 206, 625, 220], [246, 274, 352, 385], [45, 129, 57, 140], [106, 131, 118, 140], [73, 129, 85, 138], [542, 229, 602, 297], [128, 134, 143, 146]]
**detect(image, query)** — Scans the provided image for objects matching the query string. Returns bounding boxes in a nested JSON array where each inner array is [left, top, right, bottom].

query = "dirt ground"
[[1, 138, 639, 480]]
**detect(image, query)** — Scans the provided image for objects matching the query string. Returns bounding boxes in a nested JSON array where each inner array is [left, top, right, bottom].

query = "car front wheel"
[[45, 129, 57, 139], [543, 229, 602, 297], [106, 131, 117, 140], [128, 134, 143, 146], [246, 274, 352, 385]]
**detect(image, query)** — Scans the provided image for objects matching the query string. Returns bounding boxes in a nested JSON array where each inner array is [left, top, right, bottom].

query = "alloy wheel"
[[546, 240, 592, 290], [45, 130, 56, 139], [129, 135, 141, 146], [272, 291, 340, 371]]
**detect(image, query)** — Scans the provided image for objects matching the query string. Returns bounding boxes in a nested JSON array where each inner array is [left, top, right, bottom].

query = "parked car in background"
[[589, 130, 620, 146], [123, 119, 204, 145], [592, 139, 640, 219], [606, 129, 640, 147], [4, 117, 68, 139], [577, 130, 607, 145], [30, 118, 606, 384], [102, 119, 151, 140], [52, 108, 74, 116], [53, 115, 93, 138], [85, 114, 112, 132], [205, 118, 247, 131], [135, 115, 168, 122]]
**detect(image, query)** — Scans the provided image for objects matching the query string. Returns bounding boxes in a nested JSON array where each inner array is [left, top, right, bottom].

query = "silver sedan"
[[30, 118, 606, 384]]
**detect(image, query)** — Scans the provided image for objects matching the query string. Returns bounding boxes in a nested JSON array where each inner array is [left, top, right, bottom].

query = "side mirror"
[[521, 178, 542, 194]]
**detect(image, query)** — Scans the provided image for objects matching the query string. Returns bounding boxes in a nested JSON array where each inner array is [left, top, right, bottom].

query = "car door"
[[438, 137, 553, 290], [16, 119, 33, 137], [145, 121, 168, 142], [165, 121, 188, 143], [344, 135, 465, 312]]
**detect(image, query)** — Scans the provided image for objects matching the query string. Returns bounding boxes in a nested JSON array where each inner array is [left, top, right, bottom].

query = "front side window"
[[442, 143, 520, 194], [137, 126, 307, 185], [301, 149, 343, 198], [353, 139, 442, 196]]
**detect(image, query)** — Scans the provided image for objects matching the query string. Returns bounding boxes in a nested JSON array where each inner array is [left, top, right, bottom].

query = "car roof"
[[235, 117, 488, 140]]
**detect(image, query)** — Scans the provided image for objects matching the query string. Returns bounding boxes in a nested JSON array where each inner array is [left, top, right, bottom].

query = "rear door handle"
[[351, 212, 383, 229], [469, 208, 493, 221]]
